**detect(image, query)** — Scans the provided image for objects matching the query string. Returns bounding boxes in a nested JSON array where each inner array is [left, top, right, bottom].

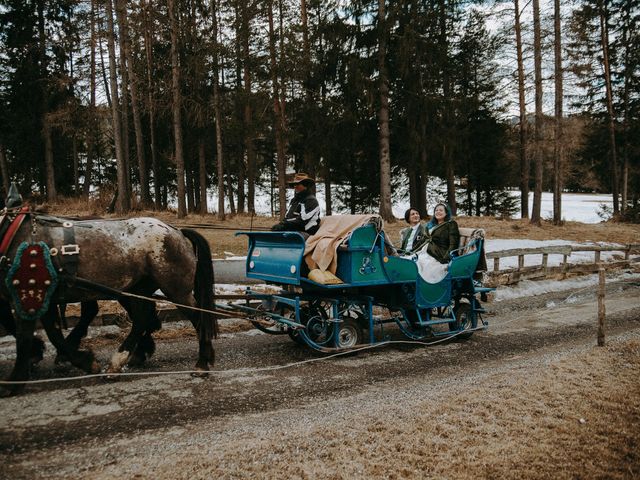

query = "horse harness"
[[0, 206, 84, 320]]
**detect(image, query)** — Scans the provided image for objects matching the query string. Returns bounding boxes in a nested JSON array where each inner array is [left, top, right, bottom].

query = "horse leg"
[[54, 300, 99, 365], [65, 300, 99, 352], [41, 305, 100, 374], [0, 300, 45, 366], [2, 313, 37, 396], [107, 296, 155, 374], [127, 300, 159, 367], [176, 305, 215, 374]]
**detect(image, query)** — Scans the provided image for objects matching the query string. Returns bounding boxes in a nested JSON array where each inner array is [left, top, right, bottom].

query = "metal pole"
[[597, 266, 605, 346]]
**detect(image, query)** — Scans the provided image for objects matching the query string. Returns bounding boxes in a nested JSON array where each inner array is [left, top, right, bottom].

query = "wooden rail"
[[485, 243, 640, 286]]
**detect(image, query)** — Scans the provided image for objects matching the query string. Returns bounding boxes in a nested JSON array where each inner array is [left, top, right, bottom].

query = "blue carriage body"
[[234, 221, 492, 352]]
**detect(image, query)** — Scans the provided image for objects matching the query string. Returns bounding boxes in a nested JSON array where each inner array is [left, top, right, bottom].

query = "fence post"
[[597, 266, 605, 347]]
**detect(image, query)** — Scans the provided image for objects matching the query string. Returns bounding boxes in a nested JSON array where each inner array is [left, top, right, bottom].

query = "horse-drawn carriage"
[[221, 215, 493, 352], [0, 197, 491, 394]]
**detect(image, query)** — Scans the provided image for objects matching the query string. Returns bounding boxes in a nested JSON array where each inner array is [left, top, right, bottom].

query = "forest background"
[[0, 0, 638, 224]]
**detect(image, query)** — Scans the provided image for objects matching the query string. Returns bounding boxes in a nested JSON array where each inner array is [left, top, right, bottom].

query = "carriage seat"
[[456, 228, 484, 254], [448, 227, 487, 279]]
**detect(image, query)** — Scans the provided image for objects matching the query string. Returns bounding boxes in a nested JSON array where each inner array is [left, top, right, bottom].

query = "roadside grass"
[[36, 196, 640, 257]]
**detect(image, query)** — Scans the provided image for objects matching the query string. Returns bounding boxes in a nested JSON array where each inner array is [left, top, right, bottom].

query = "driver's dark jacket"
[[271, 189, 321, 235]]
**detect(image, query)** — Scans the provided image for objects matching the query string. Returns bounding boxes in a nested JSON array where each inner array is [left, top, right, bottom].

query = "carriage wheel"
[[449, 302, 474, 339], [250, 303, 290, 335], [336, 318, 363, 349], [288, 301, 331, 346]]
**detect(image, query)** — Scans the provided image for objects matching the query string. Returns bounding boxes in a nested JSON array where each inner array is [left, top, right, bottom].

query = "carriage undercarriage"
[[220, 285, 490, 352]]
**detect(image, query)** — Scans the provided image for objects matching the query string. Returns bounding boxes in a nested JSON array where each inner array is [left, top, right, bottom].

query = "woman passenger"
[[425, 203, 460, 263]]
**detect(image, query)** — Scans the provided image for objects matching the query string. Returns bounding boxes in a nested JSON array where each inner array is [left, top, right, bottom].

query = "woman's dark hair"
[[404, 207, 422, 223]]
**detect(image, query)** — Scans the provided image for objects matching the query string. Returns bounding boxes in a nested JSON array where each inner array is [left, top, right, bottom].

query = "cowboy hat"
[[287, 172, 315, 186]]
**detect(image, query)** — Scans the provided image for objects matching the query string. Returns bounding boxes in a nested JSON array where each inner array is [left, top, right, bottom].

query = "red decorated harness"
[[0, 207, 59, 320]]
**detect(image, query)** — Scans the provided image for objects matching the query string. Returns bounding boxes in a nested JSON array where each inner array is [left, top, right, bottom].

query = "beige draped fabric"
[[303, 214, 380, 274]]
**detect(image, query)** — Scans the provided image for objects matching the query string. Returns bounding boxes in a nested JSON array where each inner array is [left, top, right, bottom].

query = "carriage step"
[[474, 286, 495, 293], [415, 318, 455, 327]]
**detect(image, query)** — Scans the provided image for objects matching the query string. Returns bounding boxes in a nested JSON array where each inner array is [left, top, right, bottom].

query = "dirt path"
[[1, 281, 639, 479]]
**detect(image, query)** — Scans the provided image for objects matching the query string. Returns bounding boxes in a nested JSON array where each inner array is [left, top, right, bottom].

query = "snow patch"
[[493, 271, 640, 302]]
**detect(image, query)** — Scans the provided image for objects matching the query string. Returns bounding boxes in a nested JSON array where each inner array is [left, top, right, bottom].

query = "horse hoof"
[[0, 384, 24, 397], [30, 356, 43, 367], [0, 387, 13, 398], [190, 365, 209, 378], [89, 360, 101, 374], [54, 354, 70, 365], [108, 350, 130, 374], [126, 351, 147, 367]]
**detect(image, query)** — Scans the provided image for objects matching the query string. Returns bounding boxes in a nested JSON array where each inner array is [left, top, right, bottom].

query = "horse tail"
[[181, 228, 218, 338]]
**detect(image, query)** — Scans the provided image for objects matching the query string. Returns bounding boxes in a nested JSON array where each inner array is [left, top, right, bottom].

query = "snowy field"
[[390, 191, 612, 224], [208, 181, 613, 224]]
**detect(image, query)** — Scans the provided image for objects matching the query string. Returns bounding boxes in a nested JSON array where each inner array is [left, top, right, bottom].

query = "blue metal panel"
[[449, 238, 483, 280], [415, 275, 452, 308], [382, 255, 418, 283], [235, 231, 306, 285]]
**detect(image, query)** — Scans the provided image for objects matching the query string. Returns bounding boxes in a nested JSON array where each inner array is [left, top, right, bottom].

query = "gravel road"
[[1, 278, 639, 479]]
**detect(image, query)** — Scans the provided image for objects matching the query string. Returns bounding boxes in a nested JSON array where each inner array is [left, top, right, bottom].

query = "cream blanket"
[[304, 214, 381, 274]]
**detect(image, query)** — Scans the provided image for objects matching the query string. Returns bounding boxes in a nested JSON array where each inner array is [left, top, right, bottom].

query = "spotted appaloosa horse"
[[0, 211, 216, 394]]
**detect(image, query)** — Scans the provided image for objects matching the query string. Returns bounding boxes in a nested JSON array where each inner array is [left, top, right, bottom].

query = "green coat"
[[426, 220, 460, 263], [399, 223, 428, 253]]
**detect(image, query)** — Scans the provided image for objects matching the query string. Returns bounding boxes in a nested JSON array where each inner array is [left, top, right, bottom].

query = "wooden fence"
[[485, 243, 640, 286]]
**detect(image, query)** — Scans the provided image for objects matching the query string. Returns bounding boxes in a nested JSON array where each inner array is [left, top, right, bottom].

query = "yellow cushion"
[[308, 269, 343, 285]]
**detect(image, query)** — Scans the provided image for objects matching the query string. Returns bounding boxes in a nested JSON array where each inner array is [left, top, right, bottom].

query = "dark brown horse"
[[0, 209, 216, 394]]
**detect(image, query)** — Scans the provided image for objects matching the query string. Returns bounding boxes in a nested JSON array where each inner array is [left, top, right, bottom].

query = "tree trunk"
[[198, 139, 208, 214], [0, 143, 10, 197], [599, 0, 619, 215], [84, 0, 97, 199], [377, 0, 394, 222], [104, 0, 128, 212], [226, 174, 236, 215], [300, 0, 315, 177], [141, 0, 160, 209], [418, 120, 428, 215], [168, 0, 186, 218], [212, 0, 225, 220], [72, 135, 79, 194], [117, 0, 150, 208], [439, 0, 455, 215], [97, 15, 112, 109], [514, 0, 529, 218], [621, 0, 630, 212], [233, 1, 245, 213], [324, 172, 332, 216], [552, 0, 563, 225], [445, 144, 455, 213], [186, 162, 195, 213], [530, 0, 543, 225], [242, 2, 256, 215], [37, 1, 56, 202], [268, 0, 288, 220], [409, 172, 417, 208], [277, 0, 288, 144], [115, 0, 131, 203]]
